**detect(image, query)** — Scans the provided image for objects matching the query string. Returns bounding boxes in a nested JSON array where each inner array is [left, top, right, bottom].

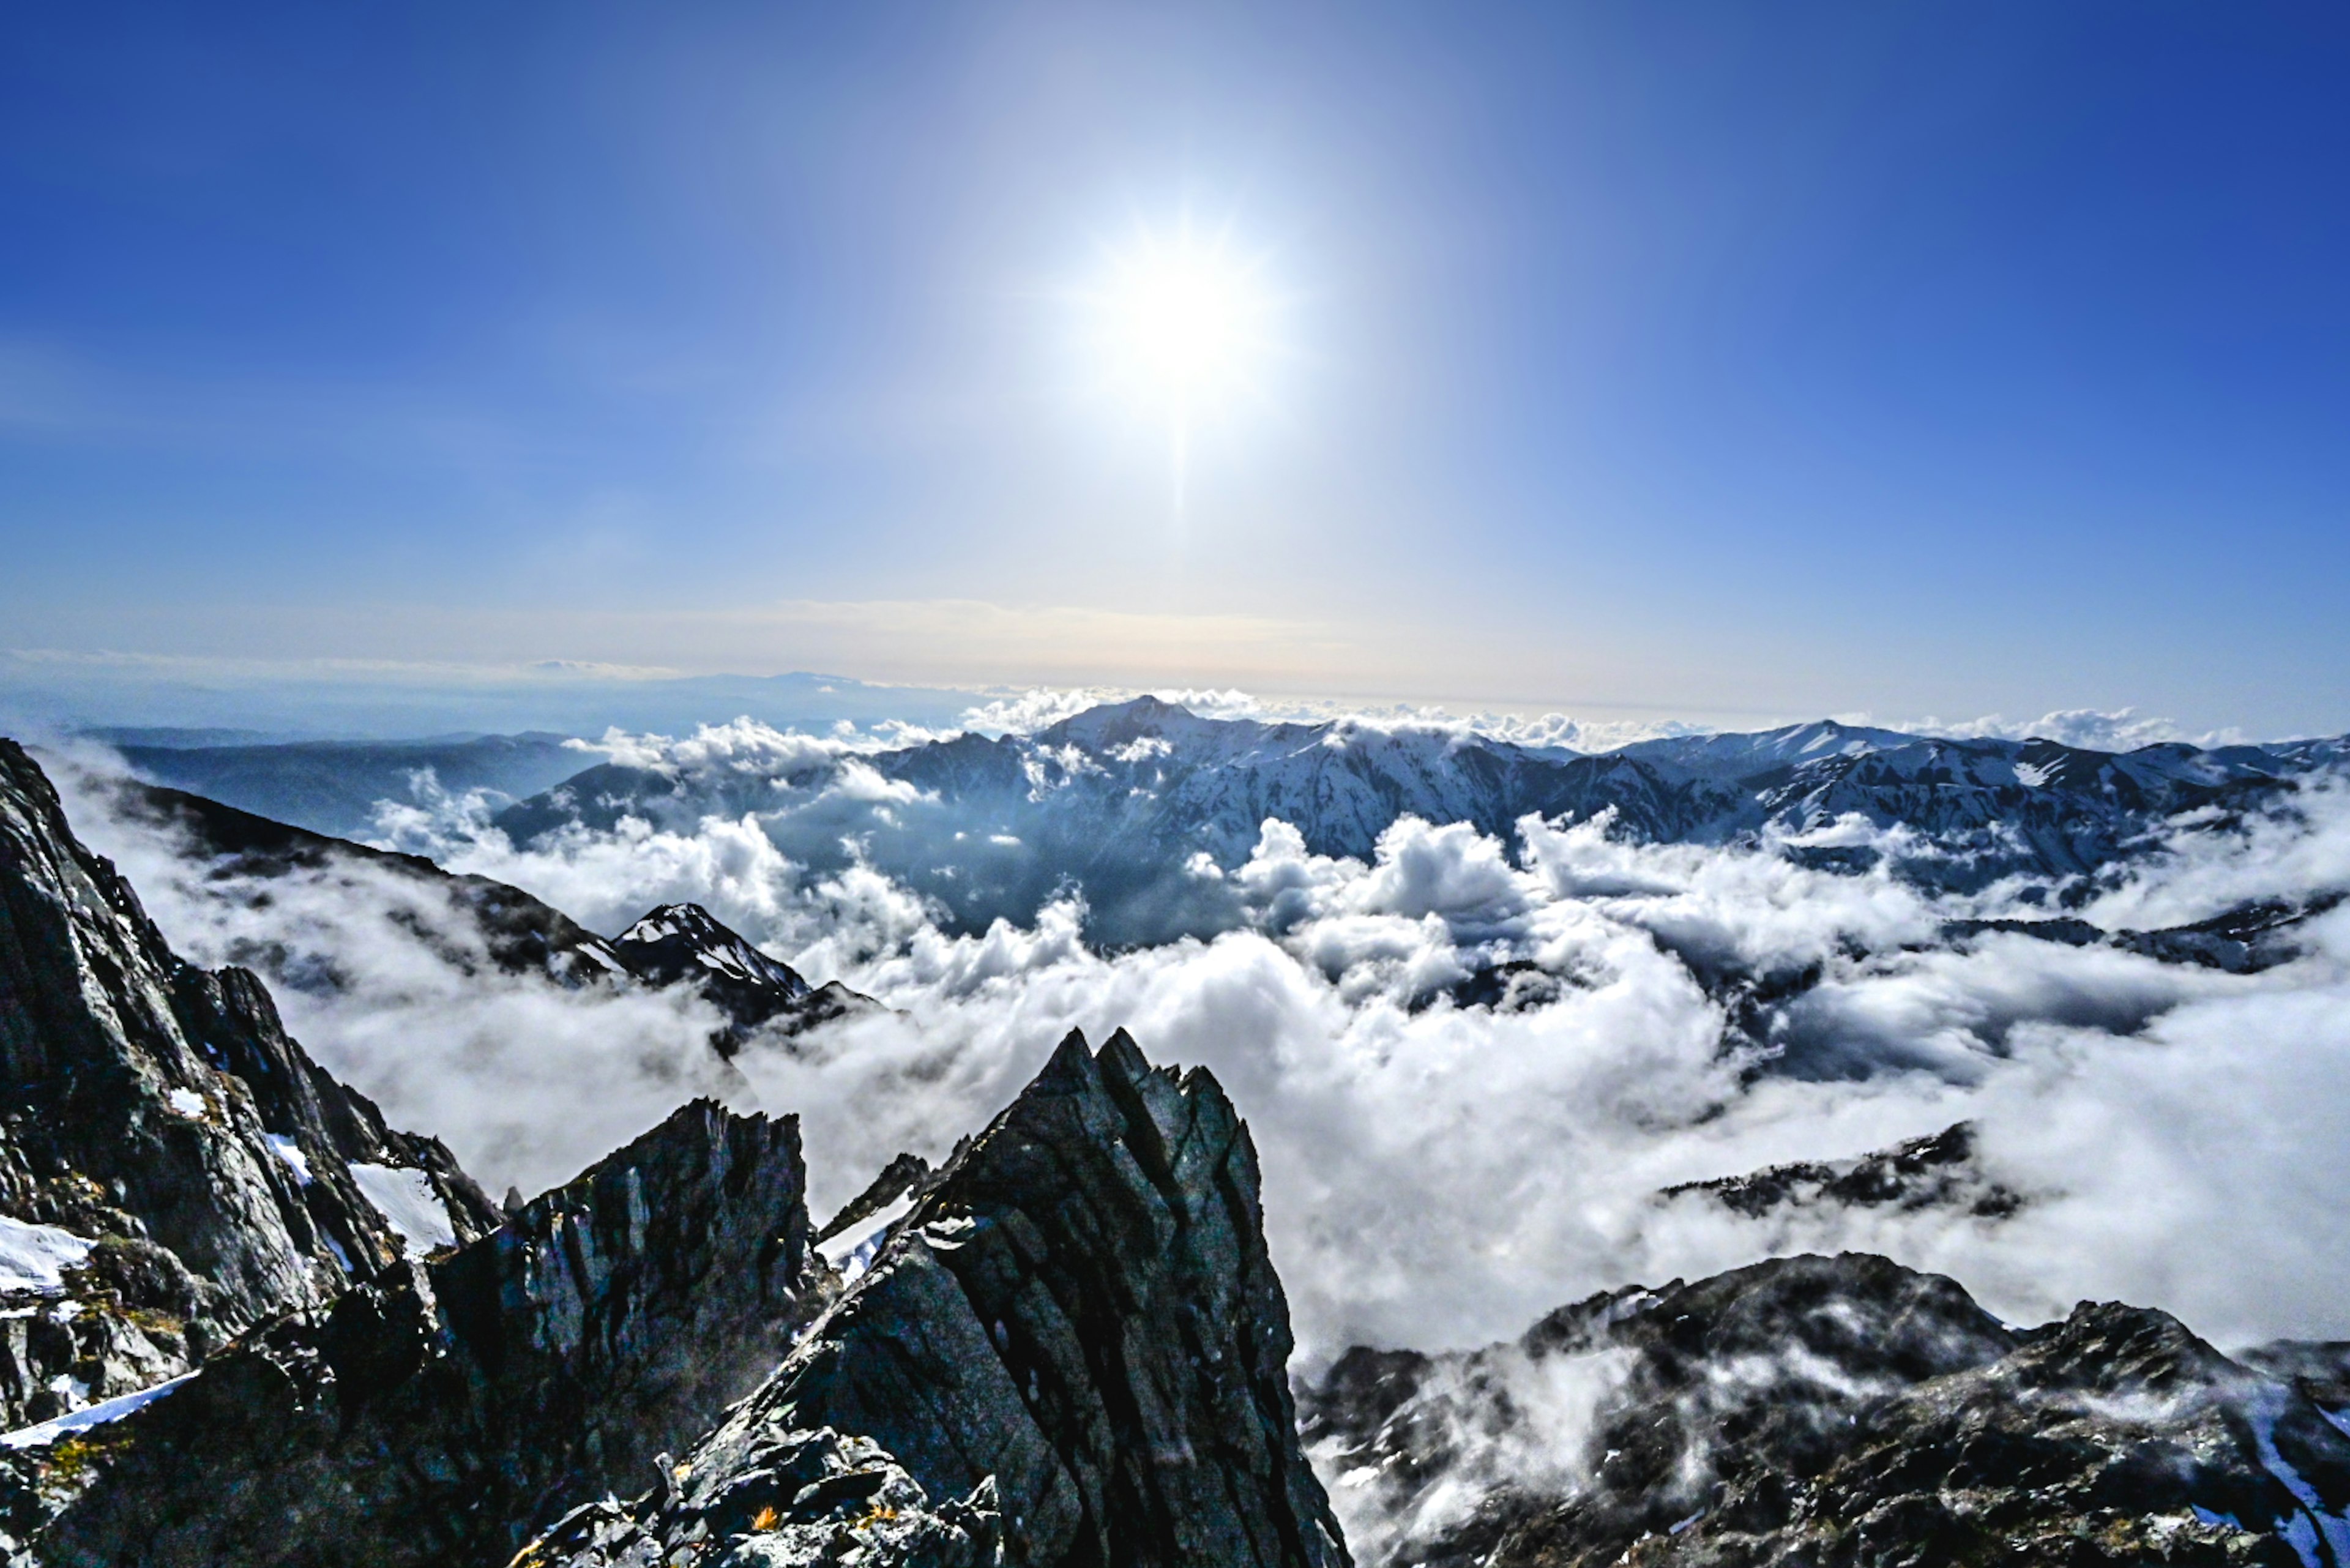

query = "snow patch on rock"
[[351, 1163, 457, 1258]]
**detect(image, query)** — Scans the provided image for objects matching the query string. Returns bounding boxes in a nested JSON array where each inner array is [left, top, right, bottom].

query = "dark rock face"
[[2244, 1341, 2350, 1417], [1302, 1252, 2350, 1567], [1662, 1122, 2023, 1222], [0, 740, 498, 1431], [527, 1028, 1350, 1568], [24, 1100, 818, 1568]]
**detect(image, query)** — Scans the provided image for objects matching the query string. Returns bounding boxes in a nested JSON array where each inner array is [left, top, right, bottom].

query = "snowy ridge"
[[490, 698, 2350, 944]]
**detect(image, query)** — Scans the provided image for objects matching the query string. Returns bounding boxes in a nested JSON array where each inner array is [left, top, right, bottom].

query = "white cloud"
[[1902, 706, 2247, 752], [43, 736, 2350, 1382]]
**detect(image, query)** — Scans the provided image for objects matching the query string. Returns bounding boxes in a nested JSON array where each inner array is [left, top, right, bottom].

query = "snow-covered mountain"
[[490, 698, 2350, 945]]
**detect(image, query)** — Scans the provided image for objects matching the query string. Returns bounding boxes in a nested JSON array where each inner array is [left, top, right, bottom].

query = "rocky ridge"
[[1662, 1122, 2023, 1223], [1302, 1252, 2350, 1567], [520, 1027, 1349, 1568], [16, 731, 2350, 1568], [2, 737, 1353, 1567], [19, 1100, 818, 1568], [611, 903, 873, 1053], [105, 776, 871, 1043]]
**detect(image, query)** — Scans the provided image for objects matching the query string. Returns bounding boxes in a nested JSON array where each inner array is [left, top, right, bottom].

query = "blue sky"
[[3, 1, 2347, 735]]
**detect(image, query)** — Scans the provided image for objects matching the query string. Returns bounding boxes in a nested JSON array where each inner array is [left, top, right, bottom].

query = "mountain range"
[[4, 733, 2350, 1562], [114, 700, 2348, 949], [481, 700, 2348, 946]]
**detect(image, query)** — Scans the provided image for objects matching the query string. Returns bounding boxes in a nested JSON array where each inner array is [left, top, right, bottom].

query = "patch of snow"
[[45, 1373, 88, 1413], [0, 1372, 196, 1449], [817, 1191, 918, 1285], [351, 1163, 458, 1258], [2249, 1392, 2350, 1568], [0, 1216, 94, 1294], [264, 1133, 314, 1187], [166, 1088, 206, 1118], [2015, 761, 2052, 788], [918, 1213, 978, 1253]]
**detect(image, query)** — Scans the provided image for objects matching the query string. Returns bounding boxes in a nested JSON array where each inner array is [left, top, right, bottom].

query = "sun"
[[1085, 222, 1278, 424]]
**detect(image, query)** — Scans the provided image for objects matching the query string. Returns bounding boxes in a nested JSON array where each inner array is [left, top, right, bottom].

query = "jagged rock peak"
[[608, 900, 878, 1052], [0, 738, 497, 1432], [612, 903, 811, 1001], [18, 1098, 820, 1567], [524, 1026, 1351, 1568]]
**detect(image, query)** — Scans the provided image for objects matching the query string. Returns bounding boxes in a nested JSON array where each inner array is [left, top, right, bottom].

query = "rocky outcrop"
[[1660, 1122, 2022, 1222], [20, 1100, 818, 1568], [524, 1028, 1350, 1568], [1945, 892, 2347, 977], [1303, 1252, 2350, 1567], [522, 1425, 1005, 1567], [0, 740, 498, 1432], [611, 903, 875, 1053]]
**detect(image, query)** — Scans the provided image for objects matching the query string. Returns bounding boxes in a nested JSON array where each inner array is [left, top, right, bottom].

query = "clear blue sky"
[[3, 2, 2346, 734]]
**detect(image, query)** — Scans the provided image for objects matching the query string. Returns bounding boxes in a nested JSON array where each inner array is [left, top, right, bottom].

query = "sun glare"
[[1087, 223, 1278, 424]]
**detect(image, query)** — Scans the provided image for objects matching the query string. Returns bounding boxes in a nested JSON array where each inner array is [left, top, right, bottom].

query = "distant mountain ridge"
[[116, 732, 590, 840], [487, 698, 2350, 946], [107, 778, 868, 1050]]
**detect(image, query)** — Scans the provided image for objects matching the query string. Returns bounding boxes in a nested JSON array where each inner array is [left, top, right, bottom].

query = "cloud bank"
[[47, 742, 2350, 1374]]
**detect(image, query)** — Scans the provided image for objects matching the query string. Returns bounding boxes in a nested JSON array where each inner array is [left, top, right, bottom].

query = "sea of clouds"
[[45, 711, 2350, 1378]]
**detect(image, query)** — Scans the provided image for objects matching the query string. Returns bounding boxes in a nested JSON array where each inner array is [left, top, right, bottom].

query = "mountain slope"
[[108, 777, 867, 1041], [0, 740, 499, 1434], [117, 732, 589, 841]]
